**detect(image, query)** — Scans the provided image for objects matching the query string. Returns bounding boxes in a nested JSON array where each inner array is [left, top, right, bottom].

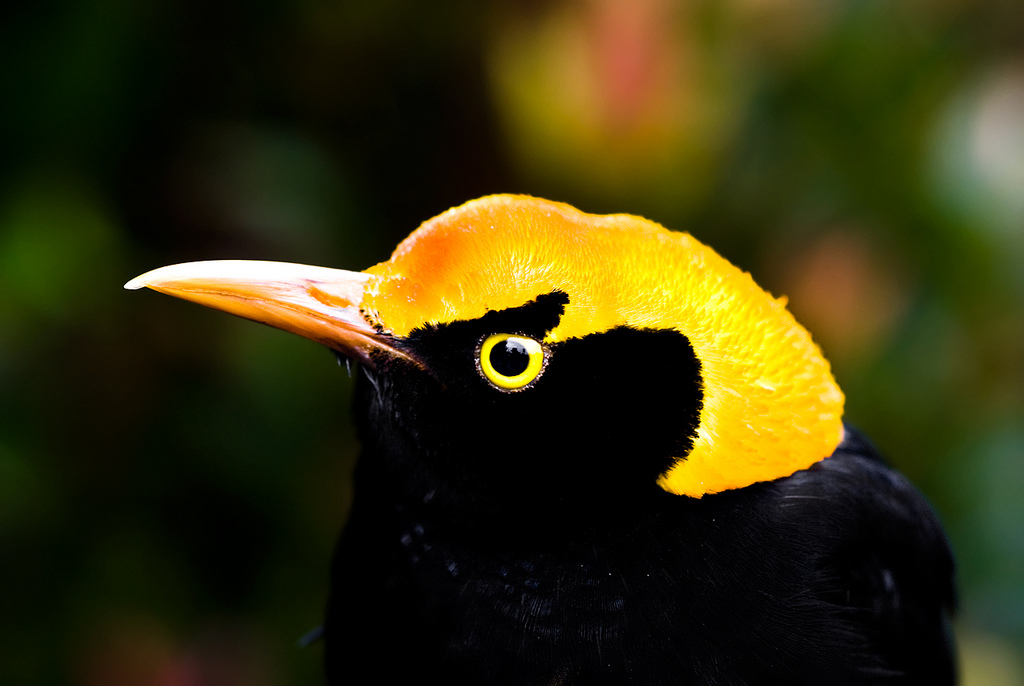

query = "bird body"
[[329, 427, 953, 685], [127, 195, 955, 684]]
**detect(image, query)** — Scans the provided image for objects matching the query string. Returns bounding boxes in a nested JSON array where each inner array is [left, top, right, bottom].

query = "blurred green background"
[[2, 0, 1023, 683]]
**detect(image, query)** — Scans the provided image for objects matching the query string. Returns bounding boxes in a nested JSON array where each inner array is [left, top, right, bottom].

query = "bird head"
[[127, 195, 843, 524]]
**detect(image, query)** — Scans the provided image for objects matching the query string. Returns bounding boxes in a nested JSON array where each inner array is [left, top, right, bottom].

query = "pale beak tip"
[[124, 264, 176, 290], [124, 275, 149, 290]]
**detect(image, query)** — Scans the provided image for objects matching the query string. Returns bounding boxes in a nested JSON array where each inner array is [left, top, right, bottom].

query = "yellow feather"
[[363, 195, 844, 497]]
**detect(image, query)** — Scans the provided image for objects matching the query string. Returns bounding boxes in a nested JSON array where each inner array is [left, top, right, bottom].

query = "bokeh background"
[[2, 0, 1023, 683]]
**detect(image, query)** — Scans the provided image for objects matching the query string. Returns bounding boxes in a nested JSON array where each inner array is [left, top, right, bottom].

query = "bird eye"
[[478, 334, 546, 390]]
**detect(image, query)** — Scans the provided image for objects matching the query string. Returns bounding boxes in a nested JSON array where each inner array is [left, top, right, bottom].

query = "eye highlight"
[[478, 334, 546, 390]]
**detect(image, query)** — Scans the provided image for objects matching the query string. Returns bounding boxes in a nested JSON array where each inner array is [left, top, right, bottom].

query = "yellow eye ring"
[[478, 334, 546, 390]]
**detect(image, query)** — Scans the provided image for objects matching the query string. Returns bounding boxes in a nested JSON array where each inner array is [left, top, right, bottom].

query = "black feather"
[[324, 303, 955, 685]]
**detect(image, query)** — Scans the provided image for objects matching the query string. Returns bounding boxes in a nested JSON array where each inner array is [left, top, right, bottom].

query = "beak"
[[125, 260, 414, 368]]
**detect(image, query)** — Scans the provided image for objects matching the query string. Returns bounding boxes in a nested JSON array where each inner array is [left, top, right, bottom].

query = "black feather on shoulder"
[[773, 425, 957, 684]]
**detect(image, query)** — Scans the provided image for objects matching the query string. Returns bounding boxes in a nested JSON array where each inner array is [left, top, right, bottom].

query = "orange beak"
[[125, 260, 414, 368]]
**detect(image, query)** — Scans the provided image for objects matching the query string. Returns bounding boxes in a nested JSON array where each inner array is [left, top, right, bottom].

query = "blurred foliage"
[[1, 0, 1023, 684]]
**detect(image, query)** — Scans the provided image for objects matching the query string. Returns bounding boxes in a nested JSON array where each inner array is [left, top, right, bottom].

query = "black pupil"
[[490, 339, 531, 377]]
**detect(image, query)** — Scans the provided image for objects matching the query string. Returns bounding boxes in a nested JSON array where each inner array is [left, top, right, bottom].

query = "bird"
[[126, 195, 956, 685]]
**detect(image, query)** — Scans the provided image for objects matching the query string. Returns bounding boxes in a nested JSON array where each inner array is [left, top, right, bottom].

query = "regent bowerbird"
[[126, 195, 955, 684]]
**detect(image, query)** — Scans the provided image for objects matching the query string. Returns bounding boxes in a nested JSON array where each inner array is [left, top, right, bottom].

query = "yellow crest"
[[362, 195, 844, 497]]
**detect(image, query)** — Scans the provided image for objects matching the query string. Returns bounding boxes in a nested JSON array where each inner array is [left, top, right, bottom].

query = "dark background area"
[[2, 0, 1023, 683]]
